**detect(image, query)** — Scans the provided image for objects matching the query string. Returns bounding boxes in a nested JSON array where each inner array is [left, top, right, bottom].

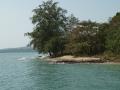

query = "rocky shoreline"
[[43, 55, 105, 64], [40, 55, 120, 64]]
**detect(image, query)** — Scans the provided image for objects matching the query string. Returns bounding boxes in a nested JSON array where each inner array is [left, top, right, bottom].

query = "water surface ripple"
[[0, 52, 120, 90]]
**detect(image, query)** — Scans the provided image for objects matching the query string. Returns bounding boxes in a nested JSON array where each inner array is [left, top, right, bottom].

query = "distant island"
[[0, 47, 36, 53]]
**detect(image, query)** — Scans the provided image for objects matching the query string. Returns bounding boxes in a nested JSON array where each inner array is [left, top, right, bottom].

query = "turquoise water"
[[0, 52, 120, 90]]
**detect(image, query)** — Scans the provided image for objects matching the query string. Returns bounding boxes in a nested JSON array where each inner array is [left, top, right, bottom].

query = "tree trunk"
[[49, 51, 52, 57]]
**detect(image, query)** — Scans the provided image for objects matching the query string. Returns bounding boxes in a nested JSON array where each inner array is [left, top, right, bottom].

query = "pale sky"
[[0, 0, 120, 49]]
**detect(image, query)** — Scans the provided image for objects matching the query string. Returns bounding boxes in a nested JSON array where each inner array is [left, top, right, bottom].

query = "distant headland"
[[0, 47, 36, 53]]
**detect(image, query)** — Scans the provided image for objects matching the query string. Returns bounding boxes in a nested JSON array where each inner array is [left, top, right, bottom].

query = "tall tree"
[[105, 12, 120, 54], [26, 0, 67, 57]]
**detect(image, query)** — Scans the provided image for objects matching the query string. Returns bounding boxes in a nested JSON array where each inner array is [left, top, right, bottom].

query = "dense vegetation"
[[26, 0, 120, 58]]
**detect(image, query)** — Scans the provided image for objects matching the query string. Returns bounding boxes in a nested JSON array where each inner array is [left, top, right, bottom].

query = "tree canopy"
[[65, 21, 105, 56], [26, 0, 67, 57], [105, 12, 120, 54]]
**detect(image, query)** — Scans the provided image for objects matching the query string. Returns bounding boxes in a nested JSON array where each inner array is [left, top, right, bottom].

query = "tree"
[[26, 0, 67, 57], [65, 20, 105, 55], [63, 14, 79, 54], [66, 14, 79, 32], [105, 12, 120, 54]]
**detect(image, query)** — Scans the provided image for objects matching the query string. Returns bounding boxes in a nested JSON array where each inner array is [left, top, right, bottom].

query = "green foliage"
[[66, 14, 79, 31], [26, 0, 120, 57], [26, 0, 67, 56], [65, 21, 105, 55], [105, 12, 120, 54], [109, 12, 120, 29], [74, 42, 91, 55], [106, 29, 120, 54], [45, 37, 65, 56]]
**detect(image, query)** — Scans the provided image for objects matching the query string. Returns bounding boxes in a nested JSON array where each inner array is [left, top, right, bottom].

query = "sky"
[[0, 0, 120, 49]]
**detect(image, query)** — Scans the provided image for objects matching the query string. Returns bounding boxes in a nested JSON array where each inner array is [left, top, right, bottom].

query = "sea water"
[[0, 52, 120, 90]]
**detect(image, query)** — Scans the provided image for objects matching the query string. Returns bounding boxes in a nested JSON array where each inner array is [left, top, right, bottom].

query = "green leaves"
[[65, 21, 105, 56], [105, 13, 120, 54], [106, 29, 120, 54], [27, 0, 120, 57], [27, 0, 67, 57]]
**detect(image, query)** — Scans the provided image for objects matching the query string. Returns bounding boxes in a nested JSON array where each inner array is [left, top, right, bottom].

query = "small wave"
[[28, 56, 37, 60], [38, 54, 49, 59], [17, 56, 38, 61], [17, 57, 27, 61]]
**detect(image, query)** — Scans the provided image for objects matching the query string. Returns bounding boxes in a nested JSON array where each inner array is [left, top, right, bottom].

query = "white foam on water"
[[17, 56, 38, 61], [39, 54, 49, 59], [17, 57, 27, 61], [17, 53, 48, 61]]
